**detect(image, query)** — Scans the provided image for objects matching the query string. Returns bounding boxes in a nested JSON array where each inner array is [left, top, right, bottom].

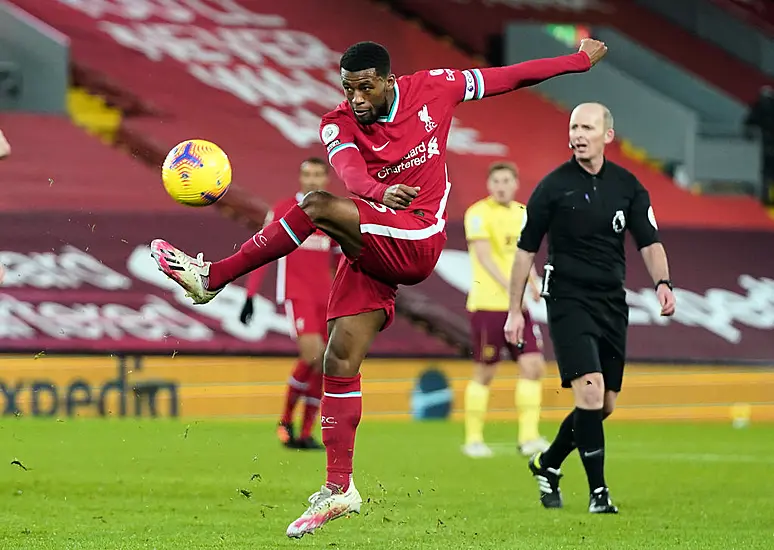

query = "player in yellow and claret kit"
[[462, 161, 550, 458]]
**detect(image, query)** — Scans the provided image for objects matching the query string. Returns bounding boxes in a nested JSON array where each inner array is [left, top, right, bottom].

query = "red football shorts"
[[470, 309, 543, 365], [284, 299, 328, 339], [326, 198, 446, 330]]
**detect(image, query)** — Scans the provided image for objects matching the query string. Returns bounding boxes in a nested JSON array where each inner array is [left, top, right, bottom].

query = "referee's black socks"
[[540, 410, 576, 469], [574, 407, 607, 492]]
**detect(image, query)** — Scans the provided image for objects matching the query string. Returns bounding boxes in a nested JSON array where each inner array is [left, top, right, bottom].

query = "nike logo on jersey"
[[372, 141, 390, 152]]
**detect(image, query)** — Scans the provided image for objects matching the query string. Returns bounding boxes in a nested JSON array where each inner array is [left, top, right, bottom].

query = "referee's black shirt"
[[517, 156, 660, 292]]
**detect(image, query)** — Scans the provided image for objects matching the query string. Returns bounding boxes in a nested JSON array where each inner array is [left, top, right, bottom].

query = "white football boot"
[[519, 437, 551, 457], [461, 441, 494, 458], [286, 483, 362, 538], [149, 239, 221, 304]]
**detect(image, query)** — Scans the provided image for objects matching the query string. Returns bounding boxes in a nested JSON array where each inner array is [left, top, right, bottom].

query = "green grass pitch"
[[2, 419, 773, 549]]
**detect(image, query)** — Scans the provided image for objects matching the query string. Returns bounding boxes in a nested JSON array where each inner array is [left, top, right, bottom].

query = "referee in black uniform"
[[504, 102, 676, 513]]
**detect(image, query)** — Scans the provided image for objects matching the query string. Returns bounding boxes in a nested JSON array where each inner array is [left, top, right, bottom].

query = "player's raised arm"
[[441, 39, 606, 104]]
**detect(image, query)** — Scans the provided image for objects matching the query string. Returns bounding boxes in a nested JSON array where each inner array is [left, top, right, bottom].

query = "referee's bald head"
[[572, 102, 614, 129], [569, 103, 615, 162]]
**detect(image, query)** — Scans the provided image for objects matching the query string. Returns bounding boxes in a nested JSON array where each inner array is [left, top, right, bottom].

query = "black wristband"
[[655, 279, 673, 291]]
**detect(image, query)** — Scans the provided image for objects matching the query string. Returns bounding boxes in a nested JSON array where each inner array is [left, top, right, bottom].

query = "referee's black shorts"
[[546, 287, 628, 392]]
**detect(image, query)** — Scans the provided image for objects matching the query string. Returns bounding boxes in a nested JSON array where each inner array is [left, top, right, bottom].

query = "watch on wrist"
[[655, 279, 673, 291]]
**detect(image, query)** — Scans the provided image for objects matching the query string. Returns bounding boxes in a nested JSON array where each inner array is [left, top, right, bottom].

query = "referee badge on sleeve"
[[612, 210, 626, 233], [648, 206, 658, 229]]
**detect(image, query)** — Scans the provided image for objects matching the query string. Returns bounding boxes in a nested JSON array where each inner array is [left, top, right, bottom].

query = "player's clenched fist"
[[383, 184, 420, 210], [579, 38, 607, 67]]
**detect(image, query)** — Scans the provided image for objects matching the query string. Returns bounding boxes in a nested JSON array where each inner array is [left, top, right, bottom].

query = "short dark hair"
[[488, 161, 518, 179], [340, 41, 391, 77], [301, 157, 328, 172]]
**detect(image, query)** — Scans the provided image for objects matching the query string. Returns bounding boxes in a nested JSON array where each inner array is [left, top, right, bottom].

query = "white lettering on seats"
[[434, 252, 774, 345], [56, 1, 509, 152]]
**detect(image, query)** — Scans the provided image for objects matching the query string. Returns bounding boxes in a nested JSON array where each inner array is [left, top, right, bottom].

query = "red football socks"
[[281, 360, 313, 425], [300, 370, 324, 439], [321, 374, 362, 492], [207, 204, 316, 290]]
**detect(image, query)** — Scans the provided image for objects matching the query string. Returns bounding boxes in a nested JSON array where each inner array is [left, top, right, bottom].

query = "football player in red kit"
[[240, 157, 339, 451], [150, 39, 608, 538]]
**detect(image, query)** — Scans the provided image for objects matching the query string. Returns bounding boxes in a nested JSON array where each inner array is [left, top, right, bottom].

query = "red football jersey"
[[319, 68, 487, 225], [246, 193, 339, 304]]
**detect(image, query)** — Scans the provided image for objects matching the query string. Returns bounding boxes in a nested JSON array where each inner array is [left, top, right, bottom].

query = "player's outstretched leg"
[[150, 190, 362, 304], [286, 310, 385, 538]]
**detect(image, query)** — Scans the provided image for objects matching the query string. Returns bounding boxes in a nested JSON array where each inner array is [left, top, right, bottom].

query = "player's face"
[[299, 162, 329, 193], [341, 69, 395, 125], [487, 169, 518, 205], [569, 105, 614, 161]]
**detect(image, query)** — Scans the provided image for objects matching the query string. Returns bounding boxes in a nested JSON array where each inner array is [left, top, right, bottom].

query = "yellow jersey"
[[464, 197, 527, 312]]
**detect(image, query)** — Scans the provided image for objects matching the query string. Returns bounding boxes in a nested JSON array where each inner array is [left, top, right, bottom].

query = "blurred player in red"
[[239, 157, 339, 451], [150, 39, 607, 538]]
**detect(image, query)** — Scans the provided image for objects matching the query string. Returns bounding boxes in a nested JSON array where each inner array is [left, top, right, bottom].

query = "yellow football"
[[161, 139, 232, 207]]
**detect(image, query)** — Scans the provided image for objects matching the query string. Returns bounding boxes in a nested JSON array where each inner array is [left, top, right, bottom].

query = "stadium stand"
[[0, 112, 170, 212], [638, 0, 774, 79], [0, 120, 457, 358], [711, 0, 774, 36], [386, 0, 774, 202], [386, 0, 774, 103], [9, 0, 774, 230], [5, 0, 773, 360], [2, 7, 774, 546]]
